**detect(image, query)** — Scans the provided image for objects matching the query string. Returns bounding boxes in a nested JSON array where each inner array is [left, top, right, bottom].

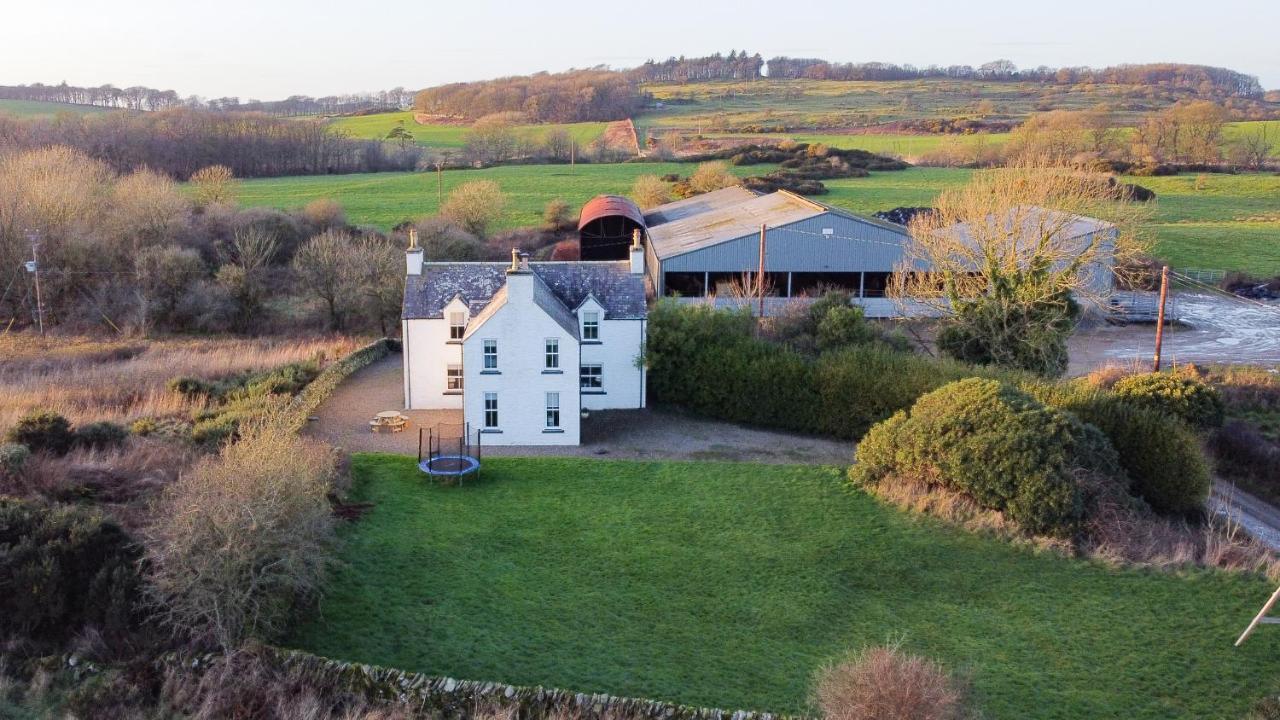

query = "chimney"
[[405, 228, 423, 276], [505, 248, 533, 303], [629, 228, 645, 275]]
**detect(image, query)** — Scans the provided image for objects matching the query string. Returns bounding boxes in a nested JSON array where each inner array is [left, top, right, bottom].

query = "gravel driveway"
[[303, 353, 851, 465]]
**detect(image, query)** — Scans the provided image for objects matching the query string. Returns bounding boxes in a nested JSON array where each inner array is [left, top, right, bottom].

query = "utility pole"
[[435, 161, 443, 205], [1152, 264, 1170, 371], [757, 223, 767, 318], [570, 140, 575, 166], [26, 229, 45, 336]]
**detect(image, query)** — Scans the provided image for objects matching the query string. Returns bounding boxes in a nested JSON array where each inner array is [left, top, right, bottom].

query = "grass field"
[[328, 110, 608, 150], [232, 161, 771, 230], [0, 99, 115, 118], [290, 454, 1280, 719], [231, 164, 1280, 275]]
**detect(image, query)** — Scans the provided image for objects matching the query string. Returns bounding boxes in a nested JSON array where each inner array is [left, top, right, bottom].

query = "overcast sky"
[[3, 0, 1277, 98]]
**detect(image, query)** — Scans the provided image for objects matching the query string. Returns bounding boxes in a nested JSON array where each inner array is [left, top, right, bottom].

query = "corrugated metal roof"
[[578, 195, 646, 231], [647, 190, 829, 260], [940, 206, 1115, 249], [643, 186, 759, 227]]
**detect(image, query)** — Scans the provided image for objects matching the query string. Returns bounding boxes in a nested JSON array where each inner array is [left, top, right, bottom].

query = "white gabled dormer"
[[443, 296, 469, 343], [576, 294, 604, 344]]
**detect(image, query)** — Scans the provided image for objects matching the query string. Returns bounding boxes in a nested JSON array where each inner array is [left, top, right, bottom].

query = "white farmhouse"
[[401, 241, 648, 446]]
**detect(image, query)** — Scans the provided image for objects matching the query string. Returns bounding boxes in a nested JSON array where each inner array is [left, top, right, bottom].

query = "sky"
[[2, 0, 1277, 99]]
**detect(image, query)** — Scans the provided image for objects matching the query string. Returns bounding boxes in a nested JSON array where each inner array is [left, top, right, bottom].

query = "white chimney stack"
[[505, 248, 533, 303], [629, 228, 645, 275], [406, 228, 423, 276]]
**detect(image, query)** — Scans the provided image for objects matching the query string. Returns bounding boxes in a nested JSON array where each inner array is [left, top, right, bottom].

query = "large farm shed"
[[642, 187, 917, 317]]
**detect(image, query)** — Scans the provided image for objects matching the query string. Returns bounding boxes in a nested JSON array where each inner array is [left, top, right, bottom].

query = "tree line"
[[762, 59, 1265, 97], [0, 109, 423, 179], [0, 82, 415, 115], [413, 68, 642, 123], [631, 51, 765, 83]]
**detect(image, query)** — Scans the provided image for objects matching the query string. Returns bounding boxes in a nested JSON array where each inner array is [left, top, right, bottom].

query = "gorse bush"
[[851, 379, 1118, 535], [1112, 371, 1226, 430], [1025, 381, 1212, 517], [144, 416, 339, 650], [5, 411, 74, 456], [73, 421, 129, 450], [0, 497, 143, 646]]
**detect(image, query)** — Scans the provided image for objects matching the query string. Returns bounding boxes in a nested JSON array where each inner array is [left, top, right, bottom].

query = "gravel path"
[[304, 353, 851, 465]]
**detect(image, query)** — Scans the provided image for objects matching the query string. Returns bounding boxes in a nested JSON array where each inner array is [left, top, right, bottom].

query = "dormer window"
[[582, 311, 599, 341], [449, 311, 466, 340]]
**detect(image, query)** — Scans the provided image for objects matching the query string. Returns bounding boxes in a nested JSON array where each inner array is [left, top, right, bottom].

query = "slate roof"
[[403, 261, 646, 321]]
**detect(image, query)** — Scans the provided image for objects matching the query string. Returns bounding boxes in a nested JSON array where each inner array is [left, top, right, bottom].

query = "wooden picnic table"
[[370, 411, 409, 433]]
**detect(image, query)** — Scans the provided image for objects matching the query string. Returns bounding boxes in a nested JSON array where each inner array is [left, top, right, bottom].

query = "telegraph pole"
[[757, 223, 767, 317], [435, 160, 444, 205], [26, 229, 45, 336], [1152, 265, 1170, 371]]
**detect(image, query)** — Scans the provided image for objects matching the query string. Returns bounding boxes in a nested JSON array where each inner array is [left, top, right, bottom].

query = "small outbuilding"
[[578, 195, 646, 261]]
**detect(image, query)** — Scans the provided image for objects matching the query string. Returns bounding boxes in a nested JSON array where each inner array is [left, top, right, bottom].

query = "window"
[[449, 311, 466, 340], [545, 338, 559, 369], [545, 392, 560, 428], [580, 364, 602, 390], [446, 364, 463, 391], [483, 392, 498, 428], [482, 339, 497, 369], [582, 311, 599, 340]]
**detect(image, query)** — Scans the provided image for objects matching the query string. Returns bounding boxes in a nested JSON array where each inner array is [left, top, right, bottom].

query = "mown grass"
[[327, 110, 608, 150], [291, 454, 1280, 719], [0, 99, 115, 118], [230, 164, 1280, 275]]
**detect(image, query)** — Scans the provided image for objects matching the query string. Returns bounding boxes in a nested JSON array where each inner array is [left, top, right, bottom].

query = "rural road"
[[1211, 483, 1280, 552]]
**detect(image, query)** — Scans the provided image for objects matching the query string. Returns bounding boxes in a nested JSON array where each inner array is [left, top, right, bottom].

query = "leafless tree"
[[631, 175, 673, 209], [440, 180, 508, 238]]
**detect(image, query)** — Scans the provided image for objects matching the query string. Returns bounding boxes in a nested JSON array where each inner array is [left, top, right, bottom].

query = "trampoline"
[[418, 422, 482, 484]]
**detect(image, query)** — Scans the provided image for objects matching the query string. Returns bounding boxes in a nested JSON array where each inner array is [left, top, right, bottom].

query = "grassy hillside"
[[328, 110, 608, 150], [0, 99, 115, 118], [229, 164, 1280, 275], [291, 454, 1280, 719]]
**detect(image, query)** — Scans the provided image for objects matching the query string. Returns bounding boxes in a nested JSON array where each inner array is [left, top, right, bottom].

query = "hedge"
[[1112, 371, 1225, 430], [851, 379, 1117, 535], [159, 644, 804, 720]]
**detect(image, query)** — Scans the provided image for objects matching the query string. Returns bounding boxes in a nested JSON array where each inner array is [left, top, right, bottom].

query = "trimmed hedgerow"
[[5, 410, 74, 456], [851, 379, 1120, 535], [0, 497, 143, 646], [1112, 371, 1225, 430]]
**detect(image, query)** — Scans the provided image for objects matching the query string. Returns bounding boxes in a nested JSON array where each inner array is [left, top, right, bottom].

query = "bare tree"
[[688, 161, 738, 194], [891, 162, 1150, 375], [631, 175, 673, 209], [292, 230, 355, 330], [1229, 124, 1274, 169], [440, 180, 508, 238], [190, 165, 238, 208]]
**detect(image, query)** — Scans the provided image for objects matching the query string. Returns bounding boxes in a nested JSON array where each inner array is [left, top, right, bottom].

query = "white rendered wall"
[[403, 318, 464, 410], [462, 303, 581, 446], [580, 317, 646, 410]]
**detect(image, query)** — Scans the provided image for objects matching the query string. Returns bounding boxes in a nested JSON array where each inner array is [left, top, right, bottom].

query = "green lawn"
[[327, 110, 608, 150], [0, 99, 115, 118], [290, 454, 1280, 720]]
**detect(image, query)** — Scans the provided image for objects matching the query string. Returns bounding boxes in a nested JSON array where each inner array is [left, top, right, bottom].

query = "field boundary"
[[158, 644, 805, 720], [282, 337, 397, 432]]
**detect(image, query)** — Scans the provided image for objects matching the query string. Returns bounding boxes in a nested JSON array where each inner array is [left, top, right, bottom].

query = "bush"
[[144, 418, 338, 649], [0, 497, 143, 646], [1027, 382, 1211, 517], [0, 443, 30, 478], [817, 304, 877, 352], [813, 644, 965, 720], [130, 418, 159, 436], [73, 421, 129, 450], [168, 375, 226, 399], [1210, 420, 1280, 485], [852, 379, 1116, 535], [1112, 371, 1225, 429], [5, 411, 74, 455]]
